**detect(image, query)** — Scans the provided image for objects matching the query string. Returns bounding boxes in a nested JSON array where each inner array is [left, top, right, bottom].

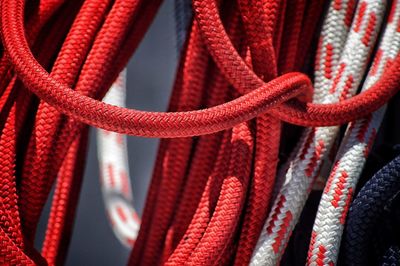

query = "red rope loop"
[[192, 0, 400, 127], [1, 0, 312, 138], [1, 0, 399, 139]]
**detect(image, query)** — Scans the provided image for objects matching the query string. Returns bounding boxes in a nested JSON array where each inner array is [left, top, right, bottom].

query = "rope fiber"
[[0, 0, 398, 265]]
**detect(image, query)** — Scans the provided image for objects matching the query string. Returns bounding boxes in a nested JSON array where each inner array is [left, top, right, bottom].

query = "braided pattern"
[[42, 2, 164, 262], [233, 1, 281, 264], [192, 0, 400, 128], [164, 11, 240, 263], [163, 5, 253, 264], [42, 127, 89, 265], [250, 1, 386, 264], [97, 70, 140, 247], [127, 6, 192, 259], [0, 41, 37, 266], [132, 18, 210, 265], [1, 0, 399, 140], [0, 0, 162, 262], [0, 0, 66, 99], [312, 0, 355, 103], [0, 1, 75, 262], [308, 2, 400, 265], [0, 225, 35, 265], [310, 0, 353, 191], [0, 0, 399, 264], [344, 155, 400, 266], [19, 0, 113, 241], [1, 1, 86, 261], [185, 122, 254, 265], [0, 91, 29, 253], [174, 0, 192, 53], [164, 64, 229, 258], [2, 0, 315, 139], [163, 46, 231, 264], [382, 246, 400, 266], [19, 1, 163, 252], [165, 130, 232, 265]]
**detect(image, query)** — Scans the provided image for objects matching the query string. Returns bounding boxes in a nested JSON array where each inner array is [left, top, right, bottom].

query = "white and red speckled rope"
[[97, 70, 140, 247], [96, 2, 193, 248], [250, 1, 387, 265], [311, 0, 357, 191], [307, 1, 400, 265], [313, 0, 356, 104]]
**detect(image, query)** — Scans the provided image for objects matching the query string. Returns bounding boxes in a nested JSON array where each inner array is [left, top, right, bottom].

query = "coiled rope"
[[0, 0, 398, 264]]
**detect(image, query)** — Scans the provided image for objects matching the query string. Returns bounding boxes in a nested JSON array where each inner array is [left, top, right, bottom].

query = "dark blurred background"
[[36, 1, 178, 264]]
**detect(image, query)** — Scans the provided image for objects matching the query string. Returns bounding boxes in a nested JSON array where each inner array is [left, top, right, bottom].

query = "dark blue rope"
[[174, 0, 192, 53], [382, 246, 400, 266], [344, 155, 400, 266]]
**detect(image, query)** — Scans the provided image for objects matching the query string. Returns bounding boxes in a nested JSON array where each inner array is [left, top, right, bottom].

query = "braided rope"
[[344, 155, 400, 265], [233, 1, 281, 264], [312, 0, 355, 103], [162, 6, 253, 265], [20, 0, 114, 241], [0, 1, 80, 262], [174, 0, 192, 53], [97, 70, 140, 248], [192, 0, 400, 127], [161, 5, 242, 263], [96, 0, 194, 247], [0, 0, 399, 264], [42, 127, 89, 265], [1, 0, 399, 140], [250, 1, 386, 265], [382, 246, 400, 266], [307, 1, 400, 265]]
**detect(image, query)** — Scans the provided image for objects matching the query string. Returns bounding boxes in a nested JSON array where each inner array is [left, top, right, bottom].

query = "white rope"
[[97, 70, 140, 247], [250, 0, 387, 265], [96, 0, 192, 248], [307, 1, 400, 265]]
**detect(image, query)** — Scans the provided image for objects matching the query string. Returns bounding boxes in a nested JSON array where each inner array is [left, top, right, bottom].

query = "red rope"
[[0, 0, 397, 264], [192, 0, 400, 127]]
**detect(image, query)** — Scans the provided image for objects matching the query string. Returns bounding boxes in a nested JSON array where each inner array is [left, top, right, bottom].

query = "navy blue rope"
[[382, 246, 400, 266], [344, 155, 400, 266], [174, 0, 192, 53]]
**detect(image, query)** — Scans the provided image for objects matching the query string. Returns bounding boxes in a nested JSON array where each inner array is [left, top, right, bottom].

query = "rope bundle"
[[0, 0, 399, 265]]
